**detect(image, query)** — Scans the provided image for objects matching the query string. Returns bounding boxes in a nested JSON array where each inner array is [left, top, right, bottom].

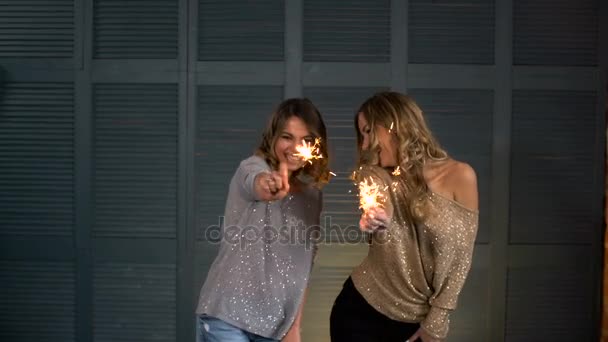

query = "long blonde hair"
[[355, 91, 447, 221], [256, 98, 331, 188]]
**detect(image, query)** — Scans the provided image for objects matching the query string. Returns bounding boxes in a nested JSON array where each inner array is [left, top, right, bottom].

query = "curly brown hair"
[[355, 91, 447, 221]]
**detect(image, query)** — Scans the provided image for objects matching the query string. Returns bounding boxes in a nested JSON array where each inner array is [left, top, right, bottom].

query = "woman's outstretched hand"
[[255, 163, 290, 201]]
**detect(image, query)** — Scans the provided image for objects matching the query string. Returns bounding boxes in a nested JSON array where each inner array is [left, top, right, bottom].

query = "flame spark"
[[358, 177, 386, 212], [294, 138, 323, 164]]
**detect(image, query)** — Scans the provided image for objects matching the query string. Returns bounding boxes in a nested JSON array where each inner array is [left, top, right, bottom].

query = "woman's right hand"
[[359, 206, 390, 232], [254, 163, 290, 201]]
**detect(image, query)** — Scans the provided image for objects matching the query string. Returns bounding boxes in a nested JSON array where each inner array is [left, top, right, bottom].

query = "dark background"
[[0, 0, 606, 341]]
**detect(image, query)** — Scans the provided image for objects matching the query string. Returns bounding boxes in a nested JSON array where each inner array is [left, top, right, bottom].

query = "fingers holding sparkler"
[[357, 177, 386, 212], [360, 207, 389, 232], [355, 172, 391, 232]]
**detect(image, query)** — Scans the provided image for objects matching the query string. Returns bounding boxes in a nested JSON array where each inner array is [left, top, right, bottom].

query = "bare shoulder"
[[446, 161, 477, 186], [445, 160, 478, 211]]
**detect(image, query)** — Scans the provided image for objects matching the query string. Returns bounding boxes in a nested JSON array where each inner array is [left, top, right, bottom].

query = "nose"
[[361, 135, 370, 150], [291, 139, 302, 149]]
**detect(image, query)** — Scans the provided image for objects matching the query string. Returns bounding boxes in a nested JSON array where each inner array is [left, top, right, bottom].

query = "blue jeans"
[[197, 315, 279, 342]]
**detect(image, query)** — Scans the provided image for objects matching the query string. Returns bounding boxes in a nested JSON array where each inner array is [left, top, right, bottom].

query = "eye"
[[281, 134, 292, 140], [303, 137, 315, 144]]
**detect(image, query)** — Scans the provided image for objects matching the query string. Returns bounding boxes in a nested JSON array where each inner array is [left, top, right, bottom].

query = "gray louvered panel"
[[446, 269, 488, 341], [93, 263, 176, 342], [510, 91, 596, 244], [94, 0, 178, 59], [93, 84, 178, 238], [304, 87, 386, 238], [0, 0, 74, 58], [304, 0, 390, 62], [506, 265, 592, 340], [196, 86, 282, 240], [199, 0, 284, 61], [0, 82, 74, 236], [513, 0, 598, 66], [409, 89, 493, 243], [409, 0, 495, 65], [0, 261, 75, 341]]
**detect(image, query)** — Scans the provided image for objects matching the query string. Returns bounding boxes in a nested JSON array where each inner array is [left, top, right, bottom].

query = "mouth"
[[287, 153, 301, 164]]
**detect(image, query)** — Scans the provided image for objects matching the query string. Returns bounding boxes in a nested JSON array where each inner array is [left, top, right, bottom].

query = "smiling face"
[[273, 116, 315, 172], [357, 112, 397, 167]]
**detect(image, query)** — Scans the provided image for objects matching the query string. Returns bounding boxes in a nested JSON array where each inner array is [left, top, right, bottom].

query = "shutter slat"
[[0, 0, 73, 57], [409, 0, 495, 64], [93, 263, 176, 342], [514, 0, 598, 66], [507, 260, 593, 340], [94, 0, 178, 59], [0, 261, 75, 340], [199, 0, 284, 61], [304, 0, 390, 62], [510, 90, 597, 244], [93, 84, 178, 238], [0, 83, 74, 237]]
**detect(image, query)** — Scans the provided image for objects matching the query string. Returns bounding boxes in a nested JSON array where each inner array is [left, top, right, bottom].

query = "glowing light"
[[358, 177, 386, 212], [294, 138, 323, 164]]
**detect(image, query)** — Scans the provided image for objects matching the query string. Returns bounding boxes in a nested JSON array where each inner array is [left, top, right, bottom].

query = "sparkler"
[[392, 166, 401, 176], [357, 177, 387, 212], [293, 138, 323, 164]]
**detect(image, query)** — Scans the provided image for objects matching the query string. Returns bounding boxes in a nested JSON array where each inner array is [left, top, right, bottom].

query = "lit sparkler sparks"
[[358, 177, 387, 212], [392, 166, 401, 176], [293, 138, 323, 164]]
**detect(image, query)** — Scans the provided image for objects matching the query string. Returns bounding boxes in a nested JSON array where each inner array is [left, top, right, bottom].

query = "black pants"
[[330, 277, 420, 342]]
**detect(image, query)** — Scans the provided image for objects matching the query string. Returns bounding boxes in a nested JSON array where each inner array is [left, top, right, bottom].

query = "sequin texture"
[[350, 165, 478, 339], [196, 156, 322, 339]]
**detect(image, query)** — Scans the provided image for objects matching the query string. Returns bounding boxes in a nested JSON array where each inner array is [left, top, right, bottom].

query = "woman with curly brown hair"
[[196, 98, 330, 342], [330, 92, 478, 342]]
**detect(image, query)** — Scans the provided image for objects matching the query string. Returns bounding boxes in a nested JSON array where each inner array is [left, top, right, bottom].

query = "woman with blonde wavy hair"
[[196, 98, 330, 342], [330, 92, 479, 342]]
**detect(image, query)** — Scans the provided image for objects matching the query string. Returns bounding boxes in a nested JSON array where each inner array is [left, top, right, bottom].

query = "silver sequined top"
[[351, 165, 478, 339], [196, 155, 322, 340]]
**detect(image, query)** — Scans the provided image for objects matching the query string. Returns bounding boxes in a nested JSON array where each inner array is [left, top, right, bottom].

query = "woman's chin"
[[287, 161, 304, 171]]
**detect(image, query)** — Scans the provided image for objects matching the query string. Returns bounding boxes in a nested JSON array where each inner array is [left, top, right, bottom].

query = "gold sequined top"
[[351, 166, 478, 339]]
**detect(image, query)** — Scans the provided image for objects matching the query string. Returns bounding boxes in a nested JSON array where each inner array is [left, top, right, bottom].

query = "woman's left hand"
[[407, 327, 441, 342], [359, 206, 389, 232]]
